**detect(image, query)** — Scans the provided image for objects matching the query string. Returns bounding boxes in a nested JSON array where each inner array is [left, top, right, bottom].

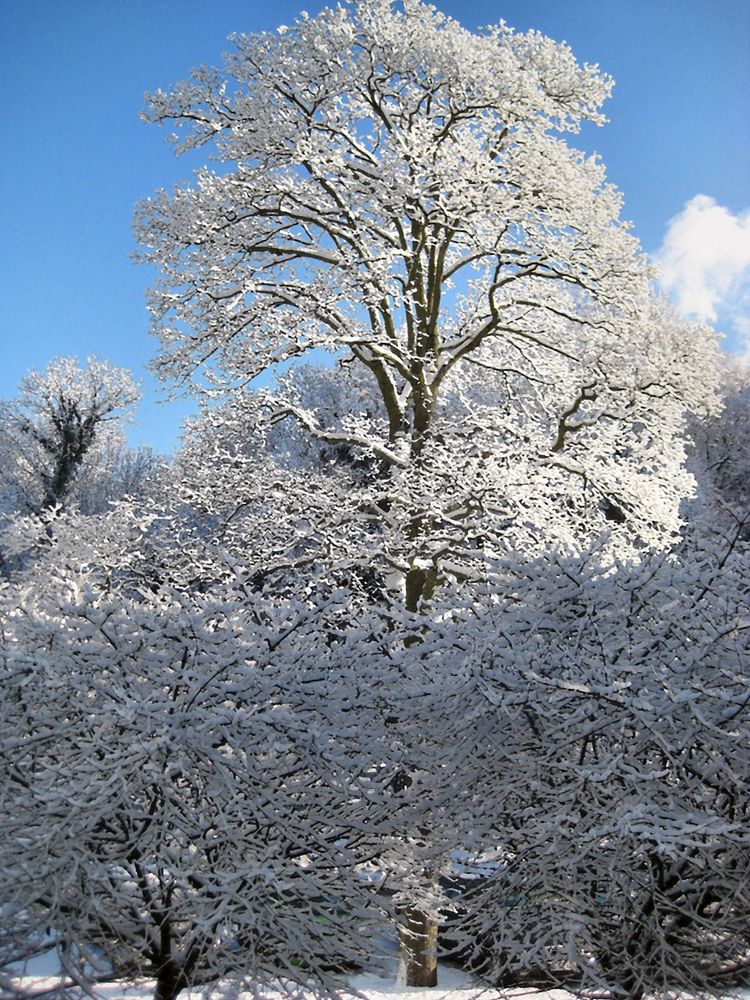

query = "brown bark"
[[398, 904, 438, 987], [398, 539, 441, 985]]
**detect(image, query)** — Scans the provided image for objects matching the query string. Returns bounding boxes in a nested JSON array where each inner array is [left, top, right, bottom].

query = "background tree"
[[0, 356, 141, 517], [73, 434, 164, 515], [135, 0, 722, 985], [685, 358, 750, 546]]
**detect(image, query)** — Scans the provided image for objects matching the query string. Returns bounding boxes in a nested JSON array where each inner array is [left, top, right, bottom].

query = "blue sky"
[[1, 0, 748, 454]]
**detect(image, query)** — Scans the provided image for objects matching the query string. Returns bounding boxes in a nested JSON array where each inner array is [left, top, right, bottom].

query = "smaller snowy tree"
[[0, 356, 140, 516], [429, 550, 750, 999], [0, 503, 401, 1000]]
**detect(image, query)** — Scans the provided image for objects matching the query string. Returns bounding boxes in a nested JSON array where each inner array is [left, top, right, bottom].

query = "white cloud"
[[656, 195, 750, 354]]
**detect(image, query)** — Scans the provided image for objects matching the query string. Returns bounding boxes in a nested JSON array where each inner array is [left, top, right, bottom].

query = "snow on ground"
[[4, 956, 573, 1000], [7, 956, 750, 1000], [4, 974, 570, 1000]]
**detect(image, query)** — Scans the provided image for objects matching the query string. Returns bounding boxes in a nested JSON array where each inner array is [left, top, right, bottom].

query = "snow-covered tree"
[[0, 503, 404, 1000], [135, 2, 719, 564], [0, 357, 161, 583], [4, 499, 748, 1000], [73, 436, 164, 515], [430, 550, 750, 998], [0, 356, 141, 517], [135, 1, 723, 984], [686, 359, 750, 544]]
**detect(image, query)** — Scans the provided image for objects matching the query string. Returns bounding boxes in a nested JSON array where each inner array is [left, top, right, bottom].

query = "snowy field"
[[8, 954, 750, 1000], [3, 959, 576, 1000]]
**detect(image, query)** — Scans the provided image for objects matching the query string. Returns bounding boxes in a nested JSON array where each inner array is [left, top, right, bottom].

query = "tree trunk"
[[398, 904, 438, 987], [396, 562, 440, 986], [153, 961, 184, 1000]]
